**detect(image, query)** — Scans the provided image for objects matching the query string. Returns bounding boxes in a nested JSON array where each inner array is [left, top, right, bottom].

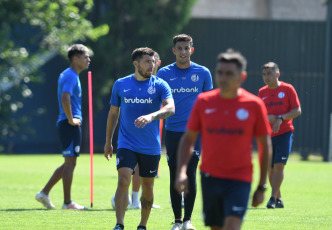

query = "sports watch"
[[277, 115, 284, 121], [257, 184, 267, 192]]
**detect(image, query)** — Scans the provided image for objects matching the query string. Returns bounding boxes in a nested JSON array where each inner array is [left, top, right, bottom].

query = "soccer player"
[[157, 34, 213, 230], [35, 44, 91, 210], [104, 47, 175, 230], [130, 51, 162, 210], [175, 49, 272, 230], [258, 62, 301, 209]]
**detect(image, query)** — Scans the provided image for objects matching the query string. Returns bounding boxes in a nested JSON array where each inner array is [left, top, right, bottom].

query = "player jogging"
[[258, 62, 301, 209], [157, 34, 213, 230], [35, 44, 91, 210], [104, 47, 175, 230], [176, 49, 272, 230]]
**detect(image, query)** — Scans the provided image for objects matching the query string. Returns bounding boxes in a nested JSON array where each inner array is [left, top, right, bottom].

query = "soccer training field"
[[0, 154, 331, 230]]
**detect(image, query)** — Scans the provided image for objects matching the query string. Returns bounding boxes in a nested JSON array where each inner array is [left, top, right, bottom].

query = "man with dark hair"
[[104, 47, 175, 230], [157, 34, 213, 230], [175, 49, 272, 230], [35, 44, 91, 210], [130, 51, 162, 210], [258, 62, 301, 209]]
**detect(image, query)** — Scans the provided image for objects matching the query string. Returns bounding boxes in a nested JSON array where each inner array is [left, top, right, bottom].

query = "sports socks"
[[131, 191, 140, 203]]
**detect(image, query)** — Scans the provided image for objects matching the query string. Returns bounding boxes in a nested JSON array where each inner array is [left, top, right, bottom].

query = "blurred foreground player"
[[176, 49, 272, 230]]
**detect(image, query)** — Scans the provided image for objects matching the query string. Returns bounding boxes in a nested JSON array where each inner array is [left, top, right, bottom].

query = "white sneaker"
[[129, 201, 141, 209], [152, 204, 160, 209], [35, 191, 55, 209], [171, 223, 182, 230], [62, 201, 88, 210], [182, 220, 196, 230]]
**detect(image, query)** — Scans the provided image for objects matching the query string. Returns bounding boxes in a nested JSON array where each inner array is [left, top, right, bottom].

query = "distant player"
[[157, 34, 213, 230], [35, 44, 91, 210], [130, 51, 162, 210], [258, 62, 301, 209], [104, 47, 175, 230], [175, 49, 272, 230]]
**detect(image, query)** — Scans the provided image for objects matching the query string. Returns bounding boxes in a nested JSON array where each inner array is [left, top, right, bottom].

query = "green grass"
[[0, 154, 331, 230]]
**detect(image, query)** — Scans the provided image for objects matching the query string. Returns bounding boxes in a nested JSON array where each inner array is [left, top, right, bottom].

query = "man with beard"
[[104, 47, 175, 230]]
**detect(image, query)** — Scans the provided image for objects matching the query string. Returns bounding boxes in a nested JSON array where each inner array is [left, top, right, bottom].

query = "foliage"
[[88, 0, 197, 109], [0, 0, 109, 143]]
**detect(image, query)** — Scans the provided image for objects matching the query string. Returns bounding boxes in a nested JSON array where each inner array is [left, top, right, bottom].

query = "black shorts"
[[116, 148, 160, 177], [201, 172, 251, 227], [271, 131, 293, 167], [57, 119, 81, 157], [165, 130, 201, 167]]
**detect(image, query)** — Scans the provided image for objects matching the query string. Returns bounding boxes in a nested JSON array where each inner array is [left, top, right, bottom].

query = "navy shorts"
[[165, 130, 201, 167], [271, 131, 293, 167], [116, 148, 160, 177], [57, 119, 81, 157], [201, 172, 251, 227]]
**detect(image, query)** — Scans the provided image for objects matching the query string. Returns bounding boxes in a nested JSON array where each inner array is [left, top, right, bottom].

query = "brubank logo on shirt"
[[124, 97, 153, 104], [171, 87, 198, 93]]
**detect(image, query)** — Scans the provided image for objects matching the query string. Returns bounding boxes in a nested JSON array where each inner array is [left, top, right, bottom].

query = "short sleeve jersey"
[[57, 68, 82, 124], [258, 81, 301, 137], [110, 74, 172, 155], [187, 89, 271, 182], [157, 62, 213, 132]]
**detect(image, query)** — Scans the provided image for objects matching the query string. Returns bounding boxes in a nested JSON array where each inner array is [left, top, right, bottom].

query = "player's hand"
[[104, 142, 113, 161], [272, 118, 282, 133], [268, 115, 277, 124], [68, 118, 81, 127], [134, 114, 153, 128], [175, 172, 189, 195], [251, 189, 265, 207]]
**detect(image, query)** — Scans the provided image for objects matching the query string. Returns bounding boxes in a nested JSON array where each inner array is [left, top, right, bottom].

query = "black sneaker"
[[266, 197, 276, 209], [276, 199, 284, 208]]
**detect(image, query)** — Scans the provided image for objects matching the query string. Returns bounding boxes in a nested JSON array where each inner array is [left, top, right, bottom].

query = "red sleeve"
[[257, 89, 262, 98], [254, 99, 272, 136], [186, 97, 202, 132], [288, 85, 301, 109]]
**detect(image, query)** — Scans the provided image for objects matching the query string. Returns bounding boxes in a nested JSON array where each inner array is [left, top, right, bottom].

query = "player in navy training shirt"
[[104, 47, 175, 230], [157, 34, 213, 230]]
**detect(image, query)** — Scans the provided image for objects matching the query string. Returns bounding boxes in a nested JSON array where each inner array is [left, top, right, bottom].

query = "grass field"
[[0, 153, 331, 230]]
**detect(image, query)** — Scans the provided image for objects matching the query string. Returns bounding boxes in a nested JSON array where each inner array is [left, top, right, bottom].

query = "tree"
[[0, 0, 108, 150], [89, 0, 197, 110]]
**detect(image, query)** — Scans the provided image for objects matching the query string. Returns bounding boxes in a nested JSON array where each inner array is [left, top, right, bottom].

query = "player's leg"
[[130, 163, 141, 209], [268, 131, 293, 209], [137, 153, 160, 228], [114, 148, 137, 227], [201, 172, 225, 230], [183, 138, 201, 229], [223, 179, 251, 230], [166, 131, 183, 228], [62, 156, 77, 204], [41, 164, 64, 195]]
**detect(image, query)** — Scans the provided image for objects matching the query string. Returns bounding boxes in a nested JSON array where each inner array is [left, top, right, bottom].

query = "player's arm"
[[252, 134, 272, 207], [272, 106, 301, 133], [61, 92, 81, 126], [104, 105, 120, 160], [175, 130, 199, 195], [278, 106, 301, 121], [134, 98, 175, 128]]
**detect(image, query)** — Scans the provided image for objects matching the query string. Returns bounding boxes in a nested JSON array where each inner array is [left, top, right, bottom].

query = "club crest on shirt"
[[148, 86, 156, 94], [236, 108, 249, 121], [191, 74, 199, 82], [278, 92, 285, 98]]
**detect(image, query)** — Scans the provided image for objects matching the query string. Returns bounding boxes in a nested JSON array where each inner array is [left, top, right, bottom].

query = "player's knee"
[[273, 163, 285, 172], [118, 175, 131, 188], [141, 179, 154, 190]]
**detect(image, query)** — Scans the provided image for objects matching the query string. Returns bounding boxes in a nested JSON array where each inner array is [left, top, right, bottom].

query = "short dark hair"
[[131, 47, 155, 62], [262, 62, 279, 72], [173, 34, 193, 47], [217, 49, 247, 72], [67, 44, 89, 62]]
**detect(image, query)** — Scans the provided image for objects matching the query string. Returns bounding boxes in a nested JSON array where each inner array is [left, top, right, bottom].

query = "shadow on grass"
[[0, 208, 114, 212]]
